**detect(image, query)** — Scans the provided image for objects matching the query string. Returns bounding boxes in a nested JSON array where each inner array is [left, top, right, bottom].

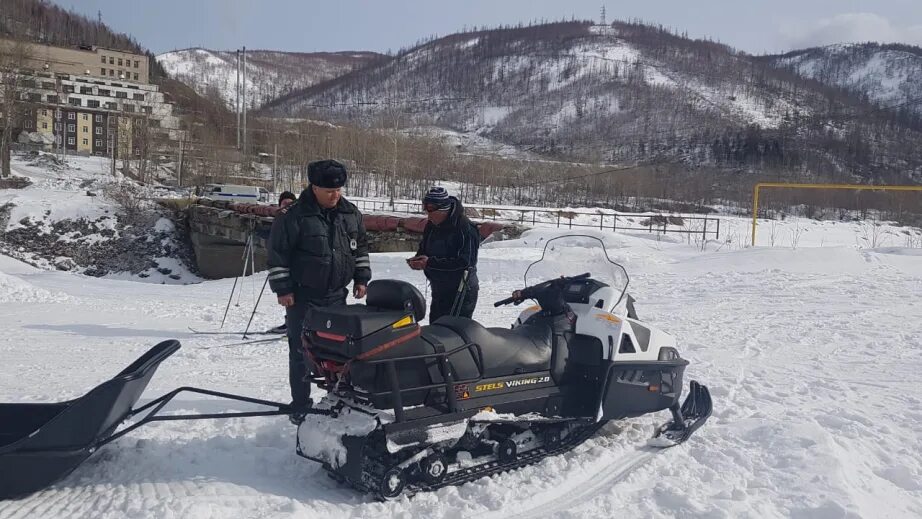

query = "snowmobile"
[[296, 235, 712, 499]]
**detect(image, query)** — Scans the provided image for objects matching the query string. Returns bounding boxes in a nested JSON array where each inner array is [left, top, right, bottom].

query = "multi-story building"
[[4, 38, 151, 84], [2, 38, 179, 158]]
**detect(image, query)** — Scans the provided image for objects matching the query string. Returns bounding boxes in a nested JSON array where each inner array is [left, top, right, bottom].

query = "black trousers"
[[285, 287, 347, 406], [429, 285, 478, 323]]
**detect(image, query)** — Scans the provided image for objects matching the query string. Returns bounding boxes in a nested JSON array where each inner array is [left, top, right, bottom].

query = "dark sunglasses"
[[423, 203, 446, 213]]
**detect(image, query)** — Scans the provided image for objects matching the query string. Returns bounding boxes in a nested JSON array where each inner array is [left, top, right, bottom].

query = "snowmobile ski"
[[649, 380, 713, 448]]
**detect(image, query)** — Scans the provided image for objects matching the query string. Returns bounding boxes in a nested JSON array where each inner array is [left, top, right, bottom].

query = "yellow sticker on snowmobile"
[[474, 376, 551, 393], [594, 314, 622, 325]]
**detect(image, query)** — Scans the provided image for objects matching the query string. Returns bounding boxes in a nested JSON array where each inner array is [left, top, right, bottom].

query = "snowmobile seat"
[[366, 279, 426, 321], [432, 316, 552, 378], [0, 340, 180, 500]]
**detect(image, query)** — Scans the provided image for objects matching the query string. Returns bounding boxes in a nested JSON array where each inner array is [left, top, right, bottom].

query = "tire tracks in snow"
[[477, 446, 660, 519]]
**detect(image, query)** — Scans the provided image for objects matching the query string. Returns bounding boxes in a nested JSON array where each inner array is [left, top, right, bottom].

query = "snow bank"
[[0, 270, 68, 303]]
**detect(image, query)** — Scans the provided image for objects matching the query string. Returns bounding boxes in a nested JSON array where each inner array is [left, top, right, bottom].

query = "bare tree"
[[0, 38, 32, 179]]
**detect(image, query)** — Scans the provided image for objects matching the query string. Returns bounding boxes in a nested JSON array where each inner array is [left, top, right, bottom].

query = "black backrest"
[[15, 340, 180, 450], [367, 279, 426, 321]]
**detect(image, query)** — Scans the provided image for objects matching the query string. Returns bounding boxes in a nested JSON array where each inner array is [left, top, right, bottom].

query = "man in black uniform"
[[407, 186, 480, 322], [267, 160, 371, 413]]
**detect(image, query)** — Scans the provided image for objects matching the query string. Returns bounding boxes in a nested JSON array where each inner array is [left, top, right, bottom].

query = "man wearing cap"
[[407, 186, 480, 322], [267, 159, 371, 414]]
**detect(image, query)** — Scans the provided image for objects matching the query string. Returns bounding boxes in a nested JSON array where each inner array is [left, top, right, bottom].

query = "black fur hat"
[[307, 159, 347, 188]]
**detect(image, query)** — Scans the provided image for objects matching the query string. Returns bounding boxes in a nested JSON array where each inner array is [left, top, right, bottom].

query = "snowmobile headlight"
[[392, 315, 415, 329]]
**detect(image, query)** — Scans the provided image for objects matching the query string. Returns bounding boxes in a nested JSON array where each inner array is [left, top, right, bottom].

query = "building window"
[[55, 123, 61, 131], [87, 100, 100, 108], [133, 73, 139, 81], [133, 94, 144, 101], [109, 57, 114, 65], [95, 127, 102, 135], [105, 102, 117, 110], [134, 60, 139, 68], [42, 82, 54, 89], [67, 124, 75, 132], [82, 138, 88, 146], [80, 87, 92, 94], [42, 122, 48, 129], [95, 139, 102, 147], [101, 56, 106, 64], [82, 114, 89, 121], [116, 91, 128, 99], [98, 89, 110, 96], [95, 115, 103, 122], [101, 68, 106, 76], [68, 137, 75, 145], [124, 104, 135, 113], [41, 110, 48, 116], [24, 120, 32, 129], [117, 58, 123, 66], [47, 95, 59, 103], [68, 98, 82, 106], [109, 69, 114, 76], [67, 113, 75, 120], [142, 106, 152, 114], [82, 126, 88, 133]]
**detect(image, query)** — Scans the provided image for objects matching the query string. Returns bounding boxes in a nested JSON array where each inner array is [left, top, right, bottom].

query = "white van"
[[201, 184, 270, 204]]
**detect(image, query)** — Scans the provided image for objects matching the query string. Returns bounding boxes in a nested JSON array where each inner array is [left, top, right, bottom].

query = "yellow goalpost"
[[751, 182, 922, 246]]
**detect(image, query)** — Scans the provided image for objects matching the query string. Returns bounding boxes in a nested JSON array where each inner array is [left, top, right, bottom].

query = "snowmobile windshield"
[[524, 235, 630, 307]]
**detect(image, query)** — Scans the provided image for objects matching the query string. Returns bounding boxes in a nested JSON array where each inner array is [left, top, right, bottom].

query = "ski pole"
[[449, 268, 471, 317], [219, 275, 239, 329], [242, 273, 270, 339], [221, 233, 253, 328], [235, 234, 253, 307]]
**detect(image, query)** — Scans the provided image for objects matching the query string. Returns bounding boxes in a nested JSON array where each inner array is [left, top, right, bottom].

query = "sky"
[[59, 0, 922, 56]]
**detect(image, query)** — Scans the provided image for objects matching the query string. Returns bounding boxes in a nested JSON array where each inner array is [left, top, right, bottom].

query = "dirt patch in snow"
[[0, 206, 198, 280]]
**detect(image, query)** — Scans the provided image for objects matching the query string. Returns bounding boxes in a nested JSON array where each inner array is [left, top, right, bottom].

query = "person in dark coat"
[[266, 190, 300, 335], [407, 186, 480, 322], [267, 160, 371, 413]]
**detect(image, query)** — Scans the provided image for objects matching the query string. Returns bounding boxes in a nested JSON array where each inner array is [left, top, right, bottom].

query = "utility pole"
[[600, 5, 607, 25], [242, 46, 247, 158], [235, 50, 240, 150]]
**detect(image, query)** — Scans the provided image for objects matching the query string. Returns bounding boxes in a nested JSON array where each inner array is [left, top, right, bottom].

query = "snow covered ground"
[[0, 153, 199, 284], [1, 211, 921, 517]]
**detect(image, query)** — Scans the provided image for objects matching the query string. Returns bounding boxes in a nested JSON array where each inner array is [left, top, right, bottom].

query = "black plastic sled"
[[0, 340, 291, 500]]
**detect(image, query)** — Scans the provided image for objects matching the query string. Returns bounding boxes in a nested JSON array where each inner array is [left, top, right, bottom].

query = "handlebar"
[[492, 272, 592, 307], [493, 296, 516, 308]]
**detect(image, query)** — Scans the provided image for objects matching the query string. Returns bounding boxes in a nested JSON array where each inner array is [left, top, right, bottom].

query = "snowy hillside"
[[769, 43, 922, 115], [1, 215, 921, 516], [264, 21, 922, 182], [157, 48, 382, 110]]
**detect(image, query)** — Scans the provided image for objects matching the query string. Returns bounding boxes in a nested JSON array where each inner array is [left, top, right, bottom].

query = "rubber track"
[[335, 420, 607, 499], [417, 421, 606, 494]]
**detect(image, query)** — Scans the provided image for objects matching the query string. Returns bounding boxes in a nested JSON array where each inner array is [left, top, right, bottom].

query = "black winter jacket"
[[417, 197, 480, 291], [267, 188, 371, 296]]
